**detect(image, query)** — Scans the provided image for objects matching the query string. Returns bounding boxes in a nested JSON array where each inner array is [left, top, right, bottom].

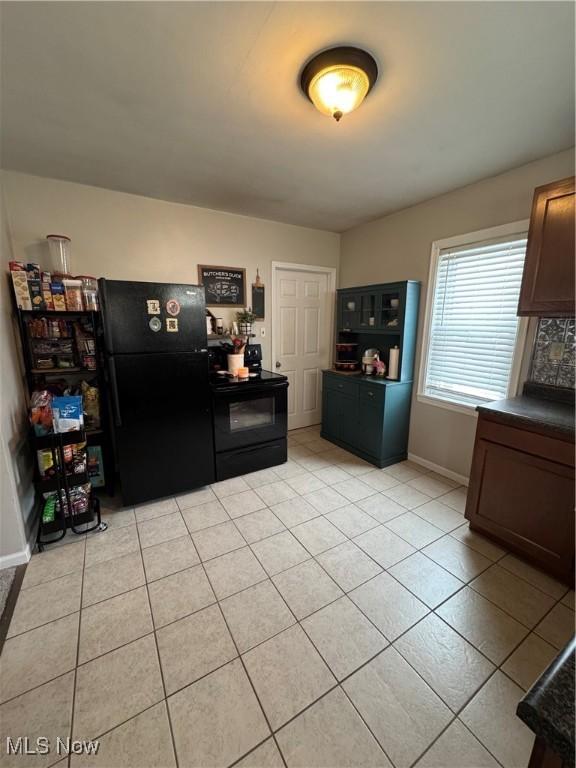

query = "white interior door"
[[273, 266, 334, 430]]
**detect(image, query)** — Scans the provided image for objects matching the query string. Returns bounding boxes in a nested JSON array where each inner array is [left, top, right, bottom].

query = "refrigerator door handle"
[[98, 279, 114, 355], [108, 358, 123, 427]]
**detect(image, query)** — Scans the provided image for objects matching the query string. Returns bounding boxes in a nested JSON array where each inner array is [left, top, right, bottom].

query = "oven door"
[[212, 382, 287, 453]]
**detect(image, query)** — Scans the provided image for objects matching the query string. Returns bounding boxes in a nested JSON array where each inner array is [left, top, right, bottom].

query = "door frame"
[[271, 261, 337, 420]]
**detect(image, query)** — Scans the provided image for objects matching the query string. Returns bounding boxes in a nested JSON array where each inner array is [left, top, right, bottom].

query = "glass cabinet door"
[[380, 291, 401, 329], [340, 294, 359, 330], [359, 293, 377, 328]]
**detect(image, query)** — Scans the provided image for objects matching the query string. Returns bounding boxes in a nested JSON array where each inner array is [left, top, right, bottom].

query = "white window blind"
[[424, 233, 527, 407]]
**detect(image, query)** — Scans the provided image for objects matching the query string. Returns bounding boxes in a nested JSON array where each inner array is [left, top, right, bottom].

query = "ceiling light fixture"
[[300, 46, 378, 122]]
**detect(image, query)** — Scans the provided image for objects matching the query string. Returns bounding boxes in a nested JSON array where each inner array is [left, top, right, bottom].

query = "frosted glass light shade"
[[300, 46, 378, 122], [308, 65, 370, 120]]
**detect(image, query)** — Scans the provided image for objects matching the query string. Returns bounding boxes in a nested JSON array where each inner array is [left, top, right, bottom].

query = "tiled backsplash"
[[529, 318, 575, 389]]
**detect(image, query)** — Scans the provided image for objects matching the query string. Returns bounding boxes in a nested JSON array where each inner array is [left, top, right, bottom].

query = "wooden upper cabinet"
[[518, 176, 575, 317]]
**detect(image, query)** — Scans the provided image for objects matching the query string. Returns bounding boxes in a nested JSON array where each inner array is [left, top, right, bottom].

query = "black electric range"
[[209, 345, 288, 480]]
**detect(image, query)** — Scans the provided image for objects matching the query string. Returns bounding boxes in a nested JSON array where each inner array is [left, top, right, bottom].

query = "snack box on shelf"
[[9, 262, 99, 312]]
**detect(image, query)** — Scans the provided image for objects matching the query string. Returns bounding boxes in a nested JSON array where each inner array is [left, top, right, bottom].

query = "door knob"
[[276, 361, 281, 368]]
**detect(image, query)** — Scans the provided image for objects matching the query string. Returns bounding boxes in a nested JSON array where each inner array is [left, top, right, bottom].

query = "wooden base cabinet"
[[465, 413, 575, 585], [321, 371, 413, 468]]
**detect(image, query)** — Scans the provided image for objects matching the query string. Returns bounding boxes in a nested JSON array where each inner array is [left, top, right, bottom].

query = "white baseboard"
[[408, 453, 469, 487], [0, 541, 31, 570]]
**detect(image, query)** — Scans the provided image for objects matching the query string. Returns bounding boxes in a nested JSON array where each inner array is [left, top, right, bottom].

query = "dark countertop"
[[322, 369, 408, 387], [477, 391, 575, 439], [517, 637, 575, 765]]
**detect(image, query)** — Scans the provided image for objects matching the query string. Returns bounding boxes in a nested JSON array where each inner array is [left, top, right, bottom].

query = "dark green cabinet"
[[323, 280, 420, 468], [322, 378, 358, 445], [336, 281, 419, 382], [340, 394, 359, 446], [322, 372, 413, 467], [357, 400, 382, 456]]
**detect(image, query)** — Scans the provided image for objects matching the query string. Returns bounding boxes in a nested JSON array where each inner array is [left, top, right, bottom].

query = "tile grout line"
[[133, 517, 180, 768], [405, 712, 505, 768], [67, 529, 87, 765], [19, 541, 87, 593], [81, 549, 146, 611], [238, 530, 449, 767], [386, 596, 572, 761], [238, 487, 571, 765], [238, 564, 400, 768], [339, 676, 423, 768], [199, 556, 290, 768]]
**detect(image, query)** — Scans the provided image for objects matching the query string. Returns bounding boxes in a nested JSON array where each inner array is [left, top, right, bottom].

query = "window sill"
[[417, 393, 479, 417]]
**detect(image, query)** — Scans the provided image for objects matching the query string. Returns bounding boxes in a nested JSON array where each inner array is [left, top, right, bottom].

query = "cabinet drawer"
[[478, 416, 574, 466], [360, 383, 385, 407], [323, 375, 359, 397]]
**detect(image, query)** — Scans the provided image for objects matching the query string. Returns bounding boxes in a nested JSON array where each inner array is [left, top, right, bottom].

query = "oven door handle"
[[223, 443, 276, 457]]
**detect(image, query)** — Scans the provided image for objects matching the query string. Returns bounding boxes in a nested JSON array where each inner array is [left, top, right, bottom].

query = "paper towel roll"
[[387, 346, 400, 380]]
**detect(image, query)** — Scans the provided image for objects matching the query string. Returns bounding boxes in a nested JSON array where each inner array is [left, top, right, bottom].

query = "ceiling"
[[1, 2, 574, 232]]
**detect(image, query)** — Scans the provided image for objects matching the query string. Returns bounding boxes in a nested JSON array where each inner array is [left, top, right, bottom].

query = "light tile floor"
[[1, 425, 574, 768]]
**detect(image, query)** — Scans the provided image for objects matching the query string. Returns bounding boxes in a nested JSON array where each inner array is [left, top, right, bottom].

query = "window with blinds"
[[422, 232, 528, 407]]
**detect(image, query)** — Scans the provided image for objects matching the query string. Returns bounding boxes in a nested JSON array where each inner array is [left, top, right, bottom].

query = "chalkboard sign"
[[198, 265, 246, 307], [252, 283, 265, 320]]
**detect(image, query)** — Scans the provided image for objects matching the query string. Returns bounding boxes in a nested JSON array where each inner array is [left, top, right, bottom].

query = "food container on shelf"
[[336, 342, 358, 353], [82, 354, 97, 370], [227, 354, 244, 375], [76, 276, 99, 311], [62, 279, 84, 311], [34, 356, 55, 370], [56, 355, 76, 369], [47, 235, 72, 276]]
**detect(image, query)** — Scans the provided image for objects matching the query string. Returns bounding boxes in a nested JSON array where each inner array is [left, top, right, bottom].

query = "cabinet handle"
[[367, 391, 374, 397], [338, 384, 343, 389]]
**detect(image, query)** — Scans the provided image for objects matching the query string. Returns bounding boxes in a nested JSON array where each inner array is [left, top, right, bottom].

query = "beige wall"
[[340, 148, 575, 479], [2, 171, 340, 370], [0, 183, 34, 563]]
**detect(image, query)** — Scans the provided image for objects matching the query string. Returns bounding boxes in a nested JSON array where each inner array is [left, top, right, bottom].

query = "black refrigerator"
[[98, 279, 215, 506]]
